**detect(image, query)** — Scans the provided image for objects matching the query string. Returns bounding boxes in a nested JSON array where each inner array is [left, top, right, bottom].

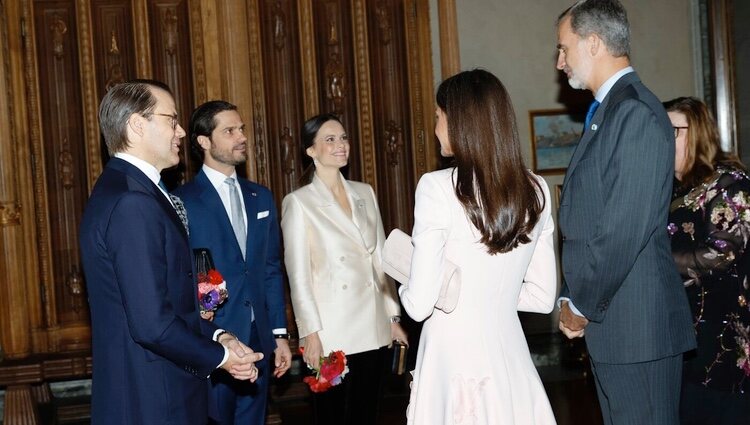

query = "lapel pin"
[[591, 124, 598, 131]]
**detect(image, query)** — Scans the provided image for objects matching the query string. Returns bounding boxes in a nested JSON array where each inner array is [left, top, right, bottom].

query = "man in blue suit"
[[175, 100, 291, 424], [555, 1, 695, 424], [80, 80, 263, 425]]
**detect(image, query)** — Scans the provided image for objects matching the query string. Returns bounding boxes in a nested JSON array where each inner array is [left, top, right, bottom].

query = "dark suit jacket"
[[175, 170, 286, 358], [559, 72, 696, 364], [79, 158, 224, 425]]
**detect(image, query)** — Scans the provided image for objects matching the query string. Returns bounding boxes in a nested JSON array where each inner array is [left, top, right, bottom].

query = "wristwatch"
[[390, 316, 401, 323], [216, 330, 237, 341]]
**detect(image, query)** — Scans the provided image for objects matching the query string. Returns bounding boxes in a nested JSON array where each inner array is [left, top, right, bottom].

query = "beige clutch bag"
[[383, 229, 461, 313]]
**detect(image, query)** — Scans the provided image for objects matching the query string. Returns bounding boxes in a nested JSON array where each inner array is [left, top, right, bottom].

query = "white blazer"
[[281, 173, 400, 355]]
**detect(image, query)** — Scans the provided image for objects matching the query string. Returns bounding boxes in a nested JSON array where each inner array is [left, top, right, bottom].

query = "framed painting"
[[529, 109, 585, 174]]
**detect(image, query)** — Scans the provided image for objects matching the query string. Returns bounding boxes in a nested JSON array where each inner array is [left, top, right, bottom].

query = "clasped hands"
[[559, 300, 589, 339], [218, 333, 264, 381]]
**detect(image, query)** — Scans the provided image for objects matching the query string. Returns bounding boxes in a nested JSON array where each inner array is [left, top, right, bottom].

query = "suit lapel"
[[195, 171, 243, 255], [109, 158, 188, 240], [562, 72, 640, 199], [312, 173, 366, 246], [240, 180, 259, 261]]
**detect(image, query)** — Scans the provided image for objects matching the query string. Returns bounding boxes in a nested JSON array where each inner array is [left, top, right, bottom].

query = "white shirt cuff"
[[272, 328, 288, 335], [557, 297, 585, 317], [213, 329, 230, 371]]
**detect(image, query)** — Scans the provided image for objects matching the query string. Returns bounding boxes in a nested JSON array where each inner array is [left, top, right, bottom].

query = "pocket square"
[[257, 210, 269, 219], [383, 228, 461, 313]]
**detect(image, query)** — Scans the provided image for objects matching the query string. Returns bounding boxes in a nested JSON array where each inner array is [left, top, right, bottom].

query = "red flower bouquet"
[[197, 269, 228, 313], [302, 350, 349, 393]]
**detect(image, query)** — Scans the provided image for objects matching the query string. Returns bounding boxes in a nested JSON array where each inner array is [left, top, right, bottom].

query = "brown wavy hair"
[[436, 69, 544, 254], [663, 96, 745, 190]]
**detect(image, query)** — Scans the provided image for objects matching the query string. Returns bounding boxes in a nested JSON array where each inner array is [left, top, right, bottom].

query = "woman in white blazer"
[[281, 113, 407, 425]]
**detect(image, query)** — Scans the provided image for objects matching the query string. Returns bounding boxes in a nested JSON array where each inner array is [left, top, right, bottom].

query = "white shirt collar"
[[594, 66, 634, 102], [114, 152, 162, 186], [202, 164, 238, 190]]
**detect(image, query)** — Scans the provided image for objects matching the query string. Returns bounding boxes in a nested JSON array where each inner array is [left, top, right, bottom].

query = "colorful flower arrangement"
[[301, 349, 349, 393], [197, 269, 228, 314]]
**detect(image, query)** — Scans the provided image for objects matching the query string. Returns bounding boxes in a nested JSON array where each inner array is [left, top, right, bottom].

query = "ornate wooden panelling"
[[257, 0, 305, 195], [312, 0, 362, 183], [32, 1, 90, 331], [90, 1, 135, 97], [365, 0, 415, 233], [148, 0, 195, 188]]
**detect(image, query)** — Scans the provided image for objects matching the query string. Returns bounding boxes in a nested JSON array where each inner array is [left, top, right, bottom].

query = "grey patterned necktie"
[[225, 177, 246, 258], [170, 194, 190, 237], [158, 179, 189, 236]]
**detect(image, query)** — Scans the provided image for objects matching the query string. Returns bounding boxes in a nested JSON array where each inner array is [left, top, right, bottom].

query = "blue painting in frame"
[[529, 109, 585, 174]]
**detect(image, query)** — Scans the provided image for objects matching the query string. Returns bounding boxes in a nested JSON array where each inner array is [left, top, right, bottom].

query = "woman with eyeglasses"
[[664, 97, 750, 425]]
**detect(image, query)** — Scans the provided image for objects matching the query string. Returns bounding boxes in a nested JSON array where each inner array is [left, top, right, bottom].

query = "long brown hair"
[[436, 69, 544, 254], [663, 96, 745, 189]]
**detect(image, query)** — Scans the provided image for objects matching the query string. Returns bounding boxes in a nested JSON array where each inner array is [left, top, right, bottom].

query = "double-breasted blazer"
[[80, 158, 224, 425], [281, 173, 400, 355], [558, 72, 695, 364]]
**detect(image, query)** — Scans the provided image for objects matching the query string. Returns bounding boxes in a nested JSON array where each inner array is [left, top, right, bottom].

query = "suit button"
[[342, 284, 348, 290], [244, 301, 251, 307], [339, 256, 345, 262], [366, 281, 372, 286], [188, 272, 193, 278], [561, 235, 566, 241]]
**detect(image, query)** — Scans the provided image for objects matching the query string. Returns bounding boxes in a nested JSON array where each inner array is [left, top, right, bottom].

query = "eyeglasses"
[[673, 126, 688, 139], [152, 113, 179, 130]]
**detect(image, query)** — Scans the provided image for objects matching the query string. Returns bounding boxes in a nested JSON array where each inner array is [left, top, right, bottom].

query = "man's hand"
[[219, 334, 263, 381], [302, 332, 323, 371], [559, 300, 588, 339], [273, 338, 292, 378]]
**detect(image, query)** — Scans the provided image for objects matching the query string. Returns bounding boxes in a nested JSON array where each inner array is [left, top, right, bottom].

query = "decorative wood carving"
[[132, 0, 152, 76], [325, 51, 345, 115], [272, 0, 286, 50], [246, 0, 270, 186], [104, 31, 123, 90], [188, 0, 206, 105], [438, 0, 460, 79], [384, 120, 402, 166], [59, 138, 74, 189], [375, 2, 392, 45], [50, 15, 66, 59], [163, 8, 177, 56], [0, 201, 21, 226], [281, 126, 295, 175]]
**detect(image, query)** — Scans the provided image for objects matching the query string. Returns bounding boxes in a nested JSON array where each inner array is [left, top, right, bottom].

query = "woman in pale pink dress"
[[399, 69, 557, 424]]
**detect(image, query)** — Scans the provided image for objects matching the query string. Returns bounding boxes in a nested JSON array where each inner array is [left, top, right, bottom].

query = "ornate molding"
[[405, 0, 429, 176], [188, 0, 207, 105], [246, 1, 269, 186], [351, 0, 377, 190], [76, 0, 102, 189], [21, 0, 56, 325], [132, 0, 152, 76], [297, 0, 318, 119], [0, 201, 21, 226]]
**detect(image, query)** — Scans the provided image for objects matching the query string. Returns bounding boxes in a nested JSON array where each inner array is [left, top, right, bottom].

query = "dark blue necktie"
[[157, 179, 168, 193], [584, 100, 601, 129]]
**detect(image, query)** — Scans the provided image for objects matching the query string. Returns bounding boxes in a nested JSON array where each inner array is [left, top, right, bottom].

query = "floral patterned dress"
[[668, 165, 750, 393]]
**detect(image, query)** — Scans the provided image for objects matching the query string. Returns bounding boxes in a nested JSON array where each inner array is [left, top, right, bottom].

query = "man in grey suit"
[[555, 1, 695, 424]]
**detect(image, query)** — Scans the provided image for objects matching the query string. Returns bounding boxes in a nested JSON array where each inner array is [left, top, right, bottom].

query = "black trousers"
[[312, 346, 389, 425]]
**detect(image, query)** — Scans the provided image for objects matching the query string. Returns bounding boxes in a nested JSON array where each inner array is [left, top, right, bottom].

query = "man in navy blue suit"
[[555, 1, 695, 424], [80, 81, 263, 425], [175, 100, 291, 424]]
